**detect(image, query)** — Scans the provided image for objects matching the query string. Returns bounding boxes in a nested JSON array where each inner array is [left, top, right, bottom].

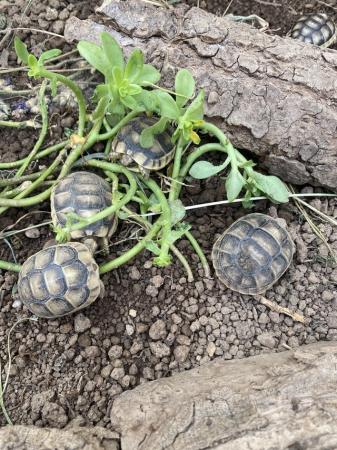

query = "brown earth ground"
[[0, 0, 337, 429]]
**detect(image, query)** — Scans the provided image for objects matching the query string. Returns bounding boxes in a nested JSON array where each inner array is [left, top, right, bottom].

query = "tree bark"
[[110, 342, 337, 450], [64, 0, 337, 192], [0, 425, 119, 450]]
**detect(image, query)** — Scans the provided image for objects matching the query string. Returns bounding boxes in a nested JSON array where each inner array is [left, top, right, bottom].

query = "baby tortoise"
[[18, 242, 103, 318], [110, 116, 175, 177], [290, 13, 336, 48], [212, 213, 295, 295], [51, 171, 117, 254]]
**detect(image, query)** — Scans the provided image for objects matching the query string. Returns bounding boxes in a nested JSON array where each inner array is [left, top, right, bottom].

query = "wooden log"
[[110, 341, 337, 450], [0, 425, 119, 450], [64, 0, 337, 191]]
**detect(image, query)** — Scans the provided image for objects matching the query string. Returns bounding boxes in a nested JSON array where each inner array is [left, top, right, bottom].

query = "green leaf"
[[166, 222, 191, 245], [14, 37, 29, 64], [107, 101, 125, 117], [183, 89, 205, 122], [92, 97, 110, 122], [154, 90, 180, 120], [251, 172, 289, 203], [145, 240, 161, 256], [101, 31, 124, 71], [127, 83, 142, 96], [175, 69, 195, 108], [225, 167, 245, 202], [134, 90, 158, 113], [120, 94, 143, 111], [125, 49, 144, 82], [189, 159, 230, 179], [94, 83, 110, 101], [27, 54, 39, 77], [112, 66, 124, 86], [242, 189, 254, 209], [38, 49, 62, 65], [137, 64, 160, 85], [169, 199, 186, 226], [50, 77, 58, 97], [77, 41, 108, 76], [140, 117, 168, 147]]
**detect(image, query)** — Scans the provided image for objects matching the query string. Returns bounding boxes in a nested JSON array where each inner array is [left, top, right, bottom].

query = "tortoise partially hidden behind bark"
[[290, 13, 336, 48], [18, 242, 103, 318], [51, 171, 116, 254], [212, 213, 295, 295]]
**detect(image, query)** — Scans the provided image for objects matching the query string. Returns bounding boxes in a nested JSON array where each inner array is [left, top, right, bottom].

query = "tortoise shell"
[[212, 213, 295, 295], [290, 13, 336, 48], [111, 116, 174, 170], [18, 242, 101, 318], [51, 171, 115, 240]]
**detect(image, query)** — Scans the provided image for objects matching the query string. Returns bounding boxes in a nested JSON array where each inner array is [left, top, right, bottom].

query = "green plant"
[[0, 32, 290, 281]]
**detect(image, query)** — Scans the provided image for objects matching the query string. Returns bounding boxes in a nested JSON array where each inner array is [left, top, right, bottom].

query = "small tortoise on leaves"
[[51, 171, 116, 254], [18, 242, 103, 318], [290, 13, 336, 47], [111, 116, 175, 177], [212, 213, 295, 295]]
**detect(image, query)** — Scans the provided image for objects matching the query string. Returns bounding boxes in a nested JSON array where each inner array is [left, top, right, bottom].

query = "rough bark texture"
[[110, 342, 337, 450], [0, 425, 119, 450], [64, 0, 337, 191]]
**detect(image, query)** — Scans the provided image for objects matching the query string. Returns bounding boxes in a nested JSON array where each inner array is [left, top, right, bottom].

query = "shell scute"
[[18, 242, 101, 318], [112, 116, 175, 170], [212, 213, 295, 295], [51, 171, 114, 240]]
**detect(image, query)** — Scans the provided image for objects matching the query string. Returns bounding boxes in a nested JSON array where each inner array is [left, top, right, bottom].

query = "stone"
[[207, 342, 216, 357], [149, 320, 167, 340], [257, 333, 276, 349], [174, 345, 190, 363], [108, 345, 123, 360], [149, 342, 171, 358], [111, 367, 125, 381], [74, 313, 91, 333]]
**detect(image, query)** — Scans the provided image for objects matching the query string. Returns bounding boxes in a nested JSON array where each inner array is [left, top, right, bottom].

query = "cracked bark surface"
[[110, 342, 337, 450], [0, 425, 119, 450], [64, 0, 337, 191]]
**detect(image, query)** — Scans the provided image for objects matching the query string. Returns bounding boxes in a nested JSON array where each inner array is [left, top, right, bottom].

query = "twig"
[[0, 27, 64, 39], [259, 296, 308, 324], [316, 0, 337, 11]]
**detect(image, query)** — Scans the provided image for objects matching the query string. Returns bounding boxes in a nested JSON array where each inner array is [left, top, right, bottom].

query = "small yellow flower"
[[190, 130, 201, 144], [70, 134, 86, 146]]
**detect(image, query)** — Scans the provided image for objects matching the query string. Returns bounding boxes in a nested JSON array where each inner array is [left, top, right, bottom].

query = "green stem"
[[0, 260, 21, 272], [184, 230, 210, 277], [99, 219, 162, 274], [199, 122, 238, 170], [0, 149, 66, 208], [168, 135, 185, 202], [0, 171, 44, 187], [97, 110, 139, 141], [58, 119, 102, 179], [59, 160, 137, 237], [39, 68, 87, 137], [0, 141, 67, 170], [170, 244, 194, 282], [141, 176, 172, 267], [178, 143, 228, 197], [0, 120, 39, 129]]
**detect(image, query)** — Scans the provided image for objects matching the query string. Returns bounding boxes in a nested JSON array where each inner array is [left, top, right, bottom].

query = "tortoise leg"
[[139, 165, 150, 180], [82, 238, 98, 255], [100, 237, 110, 256]]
